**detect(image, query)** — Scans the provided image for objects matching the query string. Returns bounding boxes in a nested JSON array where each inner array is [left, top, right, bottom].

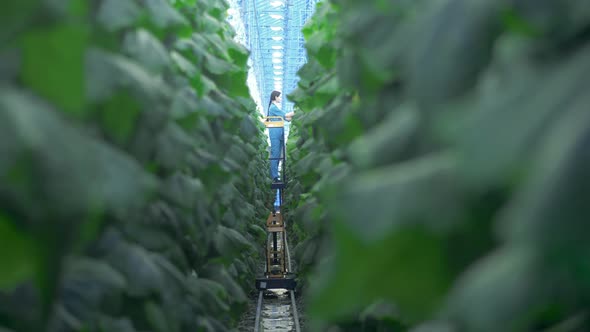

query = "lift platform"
[[270, 182, 285, 190], [254, 115, 296, 290], [266, 211, 283, 226], [255, 274, 296, 290]]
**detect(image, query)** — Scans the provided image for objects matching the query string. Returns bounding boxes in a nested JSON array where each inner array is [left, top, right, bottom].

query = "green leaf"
[[160, 173, 205, 210], [65, 257, 127, 290], [239, 117, 259, 141], [214, 69, 250, 98], [96, 0, 141, 31], [154, 124, 196, 172], [0, 86, 156, 222], [227, 42, 250, 68], [500, 7, 540, 37], [199, 13, 223, 33], [305, 29, 326, 56], [61, 257, 127, 319], [100, 91, 141, 145], [21, 23, 89, 116], [98, 316, 137, 332], [511, 0, 590, 48], [204, 52, 235, 75], [0, 0, 40, 42], [86, 48, 171, 106], [186, 277, 231, 315], [348, 102, 419, 169], [247, 224, 266, 243], [325, 153, 461, 242], [458, 41, 590, 189], [201, 264, 247, 304], [406, 0, 503, 106], [213, 225, 253, 259], [296, 60, 324, 89], [106, 243, 165, 297], [193, 73, 217, 97], [0, 327, 18, 332], [145, 301, 170, 332], [0, 213, 36, 290], [0, 48, 21, 82], [313, 73, 339, 106], [171, 51, 199, 77], [497, 84, 590, 252], [170, 86, 199, 120], [123, 29, 171, 73], [69, 0, 88, 17], [309, 224, 452, 323], [444, 246, 545, 332], [145, 0, 189, 29]]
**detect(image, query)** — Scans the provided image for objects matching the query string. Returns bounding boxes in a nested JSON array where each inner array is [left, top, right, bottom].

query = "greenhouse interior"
[[1, 0, 589, 332]]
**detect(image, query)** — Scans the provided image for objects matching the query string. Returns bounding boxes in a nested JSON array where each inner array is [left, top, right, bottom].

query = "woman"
[[268, 91, 294, 182]]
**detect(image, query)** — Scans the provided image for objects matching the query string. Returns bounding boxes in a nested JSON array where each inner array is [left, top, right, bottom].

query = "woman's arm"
[[270, 104, 294, 121], [285, 111, 294, 121]]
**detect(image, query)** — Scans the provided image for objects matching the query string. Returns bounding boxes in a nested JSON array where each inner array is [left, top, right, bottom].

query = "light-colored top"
[[268, 103, 286, 137], [268, 103, 287, 120]]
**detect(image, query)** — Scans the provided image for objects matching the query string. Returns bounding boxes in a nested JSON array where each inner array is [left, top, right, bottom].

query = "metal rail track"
[[254, 222, 300, 332]]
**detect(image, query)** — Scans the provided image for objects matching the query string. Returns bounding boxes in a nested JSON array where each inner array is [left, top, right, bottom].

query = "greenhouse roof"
[[237, 0, 319, 114]]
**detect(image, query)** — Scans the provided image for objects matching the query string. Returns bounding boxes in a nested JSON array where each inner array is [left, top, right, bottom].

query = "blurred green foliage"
[[287, 0, 590, 331], [0, 0, 271, 331]]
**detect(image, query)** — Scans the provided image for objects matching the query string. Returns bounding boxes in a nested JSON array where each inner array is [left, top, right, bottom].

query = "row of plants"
[[1, 0, 270, 331], [287, 0, 590, 331]]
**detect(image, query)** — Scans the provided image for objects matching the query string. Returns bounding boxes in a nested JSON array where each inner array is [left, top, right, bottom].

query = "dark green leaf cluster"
[[287, 0, 590, 331], [0, 0, 270, 331]]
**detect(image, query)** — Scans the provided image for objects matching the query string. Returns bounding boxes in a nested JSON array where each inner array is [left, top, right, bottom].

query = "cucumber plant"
[[287, 0, 590, 331]]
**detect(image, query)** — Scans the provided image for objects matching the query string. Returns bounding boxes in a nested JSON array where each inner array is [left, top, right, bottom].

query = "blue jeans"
[[269, 128, 284, 180]]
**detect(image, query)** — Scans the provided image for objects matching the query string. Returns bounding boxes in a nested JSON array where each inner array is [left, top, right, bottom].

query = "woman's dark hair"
[[268, 90, 281, 109]]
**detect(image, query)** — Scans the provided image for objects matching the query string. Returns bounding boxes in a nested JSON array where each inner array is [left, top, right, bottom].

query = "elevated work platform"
[[255, 274, 297, 290]]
